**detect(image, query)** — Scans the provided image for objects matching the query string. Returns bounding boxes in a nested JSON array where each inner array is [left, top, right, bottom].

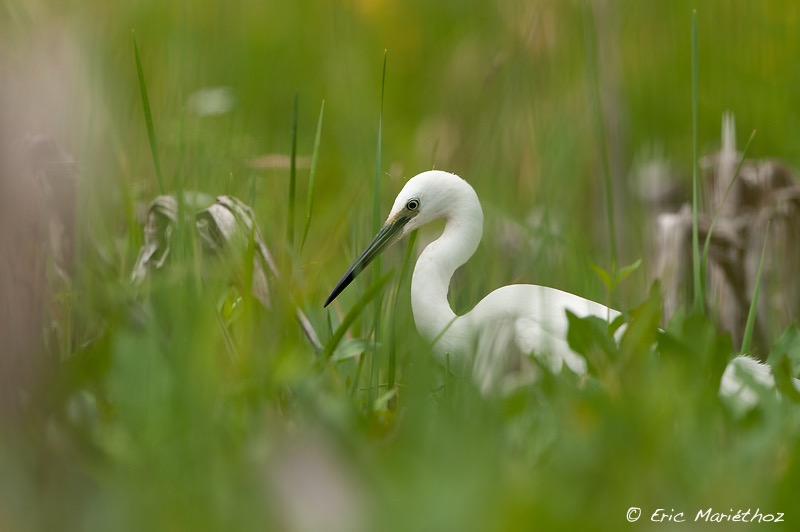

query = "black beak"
[[324, 215, 410, 307]]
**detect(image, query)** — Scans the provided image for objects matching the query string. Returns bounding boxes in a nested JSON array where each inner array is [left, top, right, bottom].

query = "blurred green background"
[[2, 0, 800, 530]]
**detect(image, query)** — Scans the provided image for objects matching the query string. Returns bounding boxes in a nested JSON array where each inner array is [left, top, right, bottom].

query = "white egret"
[[325, 170, 795, 401]]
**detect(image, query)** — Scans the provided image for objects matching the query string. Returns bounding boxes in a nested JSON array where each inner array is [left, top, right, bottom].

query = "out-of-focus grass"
[[2, 1, 800, 531]]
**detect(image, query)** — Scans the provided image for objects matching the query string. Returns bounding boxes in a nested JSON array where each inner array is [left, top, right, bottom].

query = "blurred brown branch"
[[647, 114, 800, 357]]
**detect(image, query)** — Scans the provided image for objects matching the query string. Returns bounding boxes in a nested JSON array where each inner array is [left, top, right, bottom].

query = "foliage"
[[2, 1, 800, 531]]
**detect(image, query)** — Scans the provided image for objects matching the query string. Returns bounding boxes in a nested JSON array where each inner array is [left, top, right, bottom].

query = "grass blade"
[[287, 93, 299, 250], [690, 10, 703, 312], [350, 349, 366, 398], [133, 31, 164, 194], [370, 51, 388, 406], [741, 220, 770, 355], [582, 3, 618, 271], [388, 230, 418, 394], [323, 271, 394, 360], [373, 51, 388, 234], [701, 129, 757, 268], [300, 100, 325, 255]]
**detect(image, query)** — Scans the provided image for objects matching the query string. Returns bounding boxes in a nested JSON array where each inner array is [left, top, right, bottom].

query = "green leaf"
[[619, 282, 661, 362], [566, 311, 617, 371], [659, 309, 732, 393], [609, 314, 627, 336], [373, 387, 397, 411], [590, 263, 612, 291], [767, 325, 800, 372], [614, 258, 642, 284], [766, 325, 800, 402], [772, 354, 800, 403], [331, 338, 378, 362]]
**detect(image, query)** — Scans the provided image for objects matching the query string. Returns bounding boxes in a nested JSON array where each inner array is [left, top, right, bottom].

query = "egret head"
[[324, 170, 477, 307]]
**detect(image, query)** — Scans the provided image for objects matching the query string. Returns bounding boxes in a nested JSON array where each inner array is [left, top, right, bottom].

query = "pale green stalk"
[[370, 51, 388, 407], [287, 93, 299, 249], [300, 100, 325, 255], [388, 231, 417, 393], [740, 221, 770, 355], [691, 10, 703, 311], [582, 2, 618, 272], [701, 129, 757, 267]]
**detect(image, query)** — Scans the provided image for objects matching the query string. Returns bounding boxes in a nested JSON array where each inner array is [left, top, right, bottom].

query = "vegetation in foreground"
[[2, 1, 800, 530]]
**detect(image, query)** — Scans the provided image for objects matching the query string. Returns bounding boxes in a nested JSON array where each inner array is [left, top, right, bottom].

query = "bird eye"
[[406, 198, 420, 211]]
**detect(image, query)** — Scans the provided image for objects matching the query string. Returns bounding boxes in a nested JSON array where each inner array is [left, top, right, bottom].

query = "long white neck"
[[410, 185, 483, 361]]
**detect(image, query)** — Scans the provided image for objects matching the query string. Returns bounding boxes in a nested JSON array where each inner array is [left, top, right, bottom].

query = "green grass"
[[287, 92, 299, 250], [741, 221, 771, 356], [3, 1, 800, 531], [691, 10, 703, 312], [369, 50, 389, 408], [299, 99, 325, 255], [133, 30, 164, 194]]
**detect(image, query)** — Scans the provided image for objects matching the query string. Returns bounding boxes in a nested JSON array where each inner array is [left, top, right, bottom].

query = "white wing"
[[467, 286, 799, 407], [467, 284, 619, 392], [471, 317, 539, 395]]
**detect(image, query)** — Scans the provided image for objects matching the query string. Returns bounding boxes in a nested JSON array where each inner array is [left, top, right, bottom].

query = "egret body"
[[325, 170, 794, 400], [325, 170, 619, 392]]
